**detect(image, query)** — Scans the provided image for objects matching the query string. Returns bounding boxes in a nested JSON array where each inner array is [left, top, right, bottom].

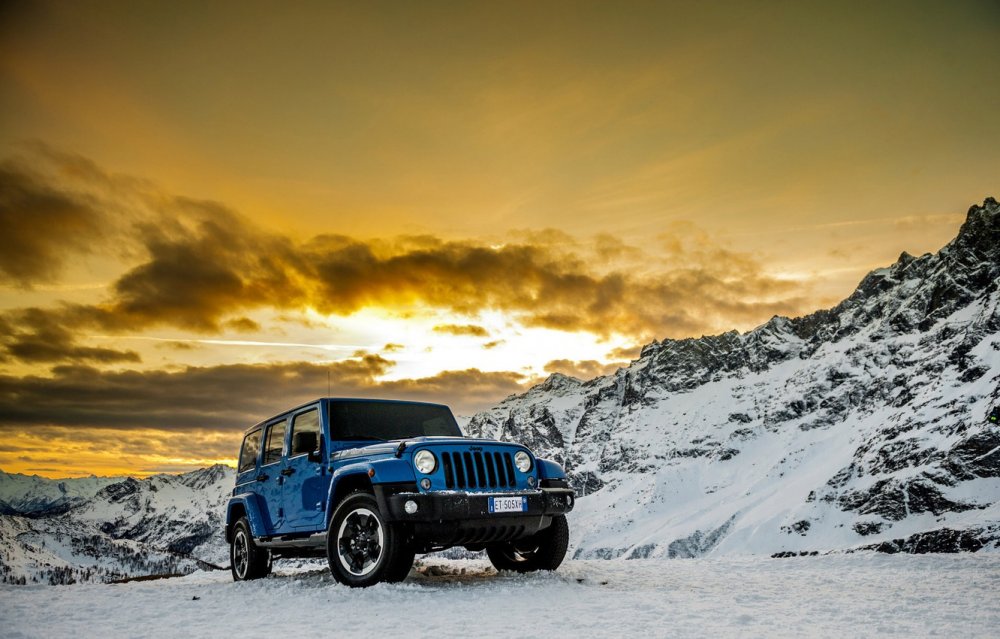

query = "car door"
[[257, 417, 287, 534], [282, 405, 330, 531]]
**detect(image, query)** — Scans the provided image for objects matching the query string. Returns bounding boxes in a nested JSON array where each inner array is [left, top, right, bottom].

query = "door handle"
[[256, 473, 269, 482], [280, 468, 296, 477]]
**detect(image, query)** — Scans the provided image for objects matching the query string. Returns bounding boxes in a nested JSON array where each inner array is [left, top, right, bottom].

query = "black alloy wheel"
[[326, 492, 412, 587]]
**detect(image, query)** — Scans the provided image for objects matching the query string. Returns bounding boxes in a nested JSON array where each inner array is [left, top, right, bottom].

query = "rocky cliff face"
[[467, 198, 1000, 558]]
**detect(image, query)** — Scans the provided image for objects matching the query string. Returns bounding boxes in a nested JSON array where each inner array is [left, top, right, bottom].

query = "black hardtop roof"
[[242, 397, 454, 434]]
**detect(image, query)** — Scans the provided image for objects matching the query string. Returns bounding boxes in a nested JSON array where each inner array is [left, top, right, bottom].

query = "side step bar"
[[257, 532, 327, 549]]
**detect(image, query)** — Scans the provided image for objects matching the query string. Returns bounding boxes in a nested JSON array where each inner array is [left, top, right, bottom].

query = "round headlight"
[[514, 450, 532, 473], [414, 449, 437, 474]]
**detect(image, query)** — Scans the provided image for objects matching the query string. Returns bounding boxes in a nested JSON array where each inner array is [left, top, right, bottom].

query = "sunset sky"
[[1, 0, 998, 477]]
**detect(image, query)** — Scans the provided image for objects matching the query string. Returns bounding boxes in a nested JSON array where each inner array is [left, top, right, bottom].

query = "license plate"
[[489, 496, 527, 513]]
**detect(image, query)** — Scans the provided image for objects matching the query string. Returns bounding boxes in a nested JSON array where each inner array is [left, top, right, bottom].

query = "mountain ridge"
[[0, 465, 232, 584]]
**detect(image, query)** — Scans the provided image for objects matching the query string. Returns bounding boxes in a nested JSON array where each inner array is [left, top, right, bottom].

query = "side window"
[[290, 409, 321, 457], [263, 420, 286, 465], [238, 429, 262, 473]]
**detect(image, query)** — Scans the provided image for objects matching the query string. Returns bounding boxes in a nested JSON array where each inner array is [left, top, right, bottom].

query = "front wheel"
[[326, 492, 411, 587], [487, 515, 569, 573]]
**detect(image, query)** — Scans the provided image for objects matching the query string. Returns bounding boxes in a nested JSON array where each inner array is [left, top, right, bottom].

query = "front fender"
[[535, 457, 567, 480], [226, 494, 267, 541], [326, 458, 417, 512]]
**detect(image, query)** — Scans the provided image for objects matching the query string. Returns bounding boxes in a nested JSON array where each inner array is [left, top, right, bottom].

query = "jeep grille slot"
[[442, 451, 455, 487], [440, 451, 517, 489], [494, 452, 507, 487], [484, 452, 497, 486], [453, 452, 467, 487], [503, 453, 516, 486], [473, 452, 487, 486]]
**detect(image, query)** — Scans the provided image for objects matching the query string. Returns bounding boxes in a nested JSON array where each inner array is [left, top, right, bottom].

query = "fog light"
[[420, 478, 432, 490], [527, 475, 536, 487], [404, 500, 419, 514]]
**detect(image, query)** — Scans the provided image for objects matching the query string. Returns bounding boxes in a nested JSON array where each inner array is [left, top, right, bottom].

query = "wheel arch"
[[535, 457, 568, 480], [225, 495, 266, 543], [326, 468, 374, 526]]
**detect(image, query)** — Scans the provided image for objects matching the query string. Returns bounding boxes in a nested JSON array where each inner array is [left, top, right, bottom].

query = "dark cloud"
[[0, 358, 530, 431], [105, 201, 305, 331], [0, 162, 105, 286], [605, 345, 643, 361], [0, 148, 815, 357], [300, 234, 806, 340], [0, 307, 140, 364], [225, 317, 261, 332], [432, 324, 490, 337], [543, 359, 626, 380]]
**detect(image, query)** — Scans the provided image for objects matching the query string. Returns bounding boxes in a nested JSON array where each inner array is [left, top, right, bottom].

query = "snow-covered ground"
[[3, 555, 998, 638]]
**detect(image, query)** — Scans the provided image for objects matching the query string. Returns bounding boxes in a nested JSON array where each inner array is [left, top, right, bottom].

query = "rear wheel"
[[487, 515, 569, 573], [230, 517, 271, 581], [326, 492, 410, 587]]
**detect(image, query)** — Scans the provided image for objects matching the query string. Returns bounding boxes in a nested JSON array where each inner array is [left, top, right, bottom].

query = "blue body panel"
[[535, 458, 567, 481], [226, 493, 268, 538]]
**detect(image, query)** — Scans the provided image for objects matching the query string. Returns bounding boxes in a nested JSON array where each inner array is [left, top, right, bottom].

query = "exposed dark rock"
[[838, 478, 978, 521], [667, 516, 735, 558], [942, 430, 1000, 480], [860, 528, 991, 554], [852, 521, 885, 536], [780, 520, 811, 536]]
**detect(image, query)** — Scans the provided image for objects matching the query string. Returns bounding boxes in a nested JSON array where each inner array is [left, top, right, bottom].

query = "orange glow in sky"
[[1, 1, 997, 477]]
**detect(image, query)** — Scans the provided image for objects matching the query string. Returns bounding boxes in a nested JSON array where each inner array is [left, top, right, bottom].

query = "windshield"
[[328, 400, 462, 441]]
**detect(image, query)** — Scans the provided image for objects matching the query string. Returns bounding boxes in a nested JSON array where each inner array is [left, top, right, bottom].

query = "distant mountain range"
[[1, 198, 998, 584], [0, 466, 231, 585]]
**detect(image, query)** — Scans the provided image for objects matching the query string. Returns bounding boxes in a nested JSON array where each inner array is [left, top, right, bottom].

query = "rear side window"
[[238, 429, 262, 473], [291, 409, 321, 456], [263, 421, 286, 465]]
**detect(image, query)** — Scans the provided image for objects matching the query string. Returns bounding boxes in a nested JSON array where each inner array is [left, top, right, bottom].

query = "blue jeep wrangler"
[[225, 398, 575, 586]]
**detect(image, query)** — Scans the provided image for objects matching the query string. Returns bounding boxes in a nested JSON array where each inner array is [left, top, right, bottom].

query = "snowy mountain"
[[0, 470, 121, 516], [466, 197, 1000, 559], [0, 465, 232, 585]]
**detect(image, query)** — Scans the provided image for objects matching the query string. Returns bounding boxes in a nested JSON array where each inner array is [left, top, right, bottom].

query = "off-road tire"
[[326, 491, 410, 587], [486, 515, 569, 573], [383, 544, 416, 583], [231, 517, 272, 581]]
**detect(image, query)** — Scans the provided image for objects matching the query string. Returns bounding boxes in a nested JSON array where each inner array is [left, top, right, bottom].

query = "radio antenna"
[[327, 368, 331, 397]]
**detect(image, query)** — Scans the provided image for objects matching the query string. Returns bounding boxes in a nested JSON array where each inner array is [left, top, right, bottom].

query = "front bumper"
[[381, 486, 575, 522], [373, 480, 575, 548]]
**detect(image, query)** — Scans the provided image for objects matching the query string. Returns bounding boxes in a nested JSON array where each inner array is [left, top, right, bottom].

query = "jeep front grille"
[[441, 451, 516, 489]]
